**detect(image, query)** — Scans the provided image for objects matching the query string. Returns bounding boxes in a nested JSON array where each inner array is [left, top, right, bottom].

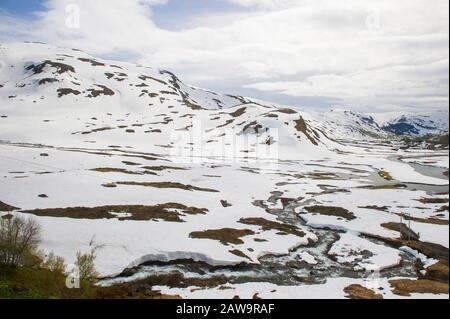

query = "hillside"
[[0, 42, 448, 299]]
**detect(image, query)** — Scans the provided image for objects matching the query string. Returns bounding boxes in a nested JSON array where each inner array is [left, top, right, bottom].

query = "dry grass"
[[359, 205, 390, 212], [141, 166, 187, 172], [381, 222, 420, 241], [303, 206, 356, 221], [395, 213, 449, 226], [360, 184, 408, 190], [57, 88, 81, 98], [239, 217, 305, 237], [190, 228, 255, 245], [90, 168, 156, 175], [295, 117, 318, 146], [307, 172, 341, 180], [344, 284, 383, 299], [378, 170, 394, 181], [229, 107, 247, 118], [417, 197, 449, 204], [116, 181, 219, 193], [0, 201, 18, 212], [275, 108, 297, 114], [423, 260, 449, 283], [389, 279, 448, 297], [229, 249, 252, 261], [22, 203, 208, 222], [79, 127, 114, 135]]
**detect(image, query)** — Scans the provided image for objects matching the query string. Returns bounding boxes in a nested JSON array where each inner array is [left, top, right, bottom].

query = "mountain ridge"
[[0, 42, 448, 154]]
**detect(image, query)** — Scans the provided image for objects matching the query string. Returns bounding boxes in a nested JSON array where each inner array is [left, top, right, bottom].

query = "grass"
[[423, 260, 449, 283], [294, 117, 318, 146], [90, 168, 156, 175], [381, 222, 420, 241], [116, 181, 219, 193], [239, 217, 305, 237], [303, 206, 356, 221], [0, 264, 180, 299], [417, 197, 449, 204], [359, 184, 408, 190], [229, 249, 252, 261], [22, 203, 208, 222], [307, 172, 341, 180], [389, 279, 448, 297], [395, 213, 449, 226], [57, 88, 81, 98], [190, 228, 255, 245], [0, 201, 18, 211], [141, 166, 187, 172], [229, 107, 247, 118], [378, 170, 394, 181], [0, 264, 96, 299], [344, 284, 383, 299]]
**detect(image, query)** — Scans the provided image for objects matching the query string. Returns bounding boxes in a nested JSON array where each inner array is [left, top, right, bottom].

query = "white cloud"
[[0, 0, 448, 113]]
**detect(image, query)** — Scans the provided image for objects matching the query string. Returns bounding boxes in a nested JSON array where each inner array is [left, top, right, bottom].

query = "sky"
[[0, 0, 448, 114]]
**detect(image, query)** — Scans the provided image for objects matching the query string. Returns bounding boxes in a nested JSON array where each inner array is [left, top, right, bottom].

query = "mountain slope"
[[0, 42, 346, 160], [0, 42, 447, 158], [381, 113, 449, 136]]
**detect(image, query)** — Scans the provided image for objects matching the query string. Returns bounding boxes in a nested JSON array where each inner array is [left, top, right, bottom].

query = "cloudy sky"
[[0, 0, 448, 114]]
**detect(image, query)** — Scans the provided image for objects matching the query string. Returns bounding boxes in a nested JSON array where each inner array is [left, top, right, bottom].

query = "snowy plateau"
[[0, 42, 449, 299]]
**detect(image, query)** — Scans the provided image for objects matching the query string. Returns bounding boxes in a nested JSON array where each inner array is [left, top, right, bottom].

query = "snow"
[[0, 42, 448, 299], [328, 232, 402, 271], [154, 277, 449, 299]]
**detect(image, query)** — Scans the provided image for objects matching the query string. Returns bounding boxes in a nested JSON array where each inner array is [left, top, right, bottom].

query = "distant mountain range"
[[0, 42, 448, 158]]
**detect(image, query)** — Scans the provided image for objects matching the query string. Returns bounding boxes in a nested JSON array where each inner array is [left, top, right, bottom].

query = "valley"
[[0, 42, 448, 299]]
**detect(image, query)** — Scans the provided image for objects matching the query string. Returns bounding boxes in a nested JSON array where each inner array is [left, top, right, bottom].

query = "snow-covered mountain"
[[0, 41, 446, 155], [312, 109, 388, 140], [0, 42, 351, 161], [380, 113, 449, 136], [1, 42, 449, 299]]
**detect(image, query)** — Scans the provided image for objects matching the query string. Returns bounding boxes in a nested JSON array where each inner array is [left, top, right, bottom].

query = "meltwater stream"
[[98, 156, 446, 288]]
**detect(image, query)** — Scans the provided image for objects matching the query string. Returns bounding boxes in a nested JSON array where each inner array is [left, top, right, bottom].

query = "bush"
[[41, 252, 66, 274], [0, 216, 41, 267], [75, 250, 98, 282]]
